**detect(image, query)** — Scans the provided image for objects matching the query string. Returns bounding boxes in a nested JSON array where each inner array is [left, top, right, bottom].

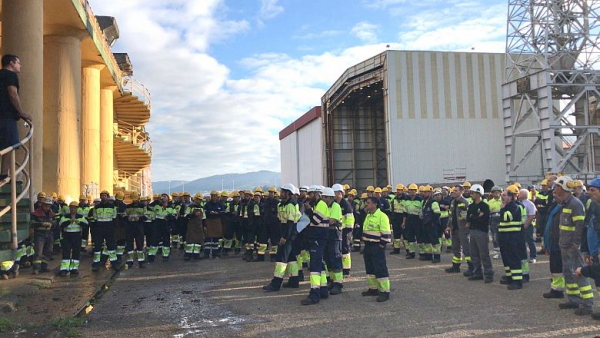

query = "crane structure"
[[503, 0, 600, 182]]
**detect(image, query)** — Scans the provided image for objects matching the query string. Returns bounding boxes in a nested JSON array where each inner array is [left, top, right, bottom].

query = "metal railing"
[[121, 76, 151, 110], [114, 119, 153, 156], [0, 123, 34, 250]]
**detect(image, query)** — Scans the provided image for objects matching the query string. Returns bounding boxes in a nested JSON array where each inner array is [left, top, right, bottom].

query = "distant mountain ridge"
[[153, 170, 281, 194]]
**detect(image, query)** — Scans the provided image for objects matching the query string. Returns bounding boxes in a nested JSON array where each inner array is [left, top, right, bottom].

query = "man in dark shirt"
[[0, 54, 32, 181], [466, 184, 493, 283]]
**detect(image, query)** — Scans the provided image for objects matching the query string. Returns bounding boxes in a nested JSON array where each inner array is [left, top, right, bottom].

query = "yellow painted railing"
[[121, 76, 152, 110]]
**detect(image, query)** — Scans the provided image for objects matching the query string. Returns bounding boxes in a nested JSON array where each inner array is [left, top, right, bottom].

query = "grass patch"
[[51, 317, 86, 330], [0, 318, 20, 333]]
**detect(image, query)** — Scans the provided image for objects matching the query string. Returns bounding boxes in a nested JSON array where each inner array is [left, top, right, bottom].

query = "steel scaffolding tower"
[[503, 0, 600, 182]]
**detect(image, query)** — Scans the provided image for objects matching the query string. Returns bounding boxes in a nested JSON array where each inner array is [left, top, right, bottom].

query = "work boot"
[[376, 292, 390, 302], [468, 274, 483, 281], [484, 276, 493, 284], [592, 312, 600, 320], [320, 288, 329, 299], [558, 302, 579, 310], [234, 248, 241, 255], [432, 254, 441, 264], [282, 276, 300, 288], [298, 270, 305, 281], [405, 252, 415, 259], [58, 270, 68, 277], [330, 283, 343, 295], [263, 278, 283, 292], [127, 261, 134, 268], [148, 256, 155, 263], [11, 265, 19, 278], [507, 281, 523, 290], [446, 246, 452, 253], [253, 255, 265, 262], [270, 256, 277, 262], [463, 263, 474, 277], [522, 275, 530, 283], [40, 263, 50, 273], [499, 276, 511, 285], [444, 263, 460, 273], [362, 289, 379, 297], [138, 262, 146, 269], [543, 289, 564, 299], [70, 270, 79, 276], [575, 308, 593, 316], [301, 296, 319, 306], [390, 248, 401, 255]]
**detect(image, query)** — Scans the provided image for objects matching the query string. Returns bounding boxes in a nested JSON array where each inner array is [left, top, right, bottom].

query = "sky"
[[89, 0, 508, 182]]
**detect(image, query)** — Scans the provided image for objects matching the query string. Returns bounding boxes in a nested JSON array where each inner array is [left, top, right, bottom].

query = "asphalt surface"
[[82, 248, 600, 338]]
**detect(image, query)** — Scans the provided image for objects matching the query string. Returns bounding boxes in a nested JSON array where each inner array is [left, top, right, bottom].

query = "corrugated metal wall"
[[386, 51, 506, 185]]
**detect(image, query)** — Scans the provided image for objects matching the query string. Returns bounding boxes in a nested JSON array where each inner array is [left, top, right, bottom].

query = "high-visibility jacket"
[[60, 213, 88, 232], [499, 201, 522, 233], [362, 208, 391, 245]]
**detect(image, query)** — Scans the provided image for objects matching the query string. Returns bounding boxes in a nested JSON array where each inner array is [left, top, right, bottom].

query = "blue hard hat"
[[589, 178, 600, 189]]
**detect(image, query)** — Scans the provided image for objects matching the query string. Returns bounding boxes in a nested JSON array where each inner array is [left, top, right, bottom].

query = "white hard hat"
[[470, 184, 484, 195], [281, 183, 297, 193], [293, 186, 300, 195], [308, 185, 318, 193], [331, 183, 345, 192], [433, 188, 442, 196], [300, 185, 309, 192], [322, 187, 335, 197], [555, 176, 574, 192]]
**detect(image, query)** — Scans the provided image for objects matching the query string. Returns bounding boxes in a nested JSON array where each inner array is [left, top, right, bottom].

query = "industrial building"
[[0, 0, 153, 259], [280, 50, 506, 190]]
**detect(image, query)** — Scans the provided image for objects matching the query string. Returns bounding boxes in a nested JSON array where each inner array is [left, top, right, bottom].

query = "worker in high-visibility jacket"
[[92, 191, 119, 271], [445, 185, 471, 274], [498, 185, 525, 290], [332, 184, 355, 276], [323, 187, 344, 295], [125, 193, 148, 268], [151, 194, 177, 262], [420, 186, 441, 262], [486, 186, 503, 259], [361, 196, 392, 302], [301, 186, 330, 306], [58, 202, 88, 277], [390, 184, 406, 255], [263, 184, 302, 291], [77, 195, 92, 253], [553, 176, 594, 315], [402, 184, 422, 259]]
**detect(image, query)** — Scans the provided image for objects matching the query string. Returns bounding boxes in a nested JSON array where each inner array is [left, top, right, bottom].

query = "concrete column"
[[99, 87, 115, 195], [2, 0, 44, 193], [43, 35, 83, 202], [81, 64, 104, 192]]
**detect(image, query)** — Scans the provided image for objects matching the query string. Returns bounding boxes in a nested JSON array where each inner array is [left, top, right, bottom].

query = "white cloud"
[[89, 0, 391, 181], [259, 0, 284, 19], [351, 22, 379, 42]]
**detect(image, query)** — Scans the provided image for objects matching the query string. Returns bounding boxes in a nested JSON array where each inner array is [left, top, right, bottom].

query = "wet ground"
[[81, 248, 600, 338]]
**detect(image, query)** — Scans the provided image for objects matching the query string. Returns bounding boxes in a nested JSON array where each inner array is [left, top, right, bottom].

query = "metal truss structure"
[[504, 0, 600, 182]]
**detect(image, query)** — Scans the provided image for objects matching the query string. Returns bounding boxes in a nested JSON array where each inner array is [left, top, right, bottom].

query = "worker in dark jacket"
[[29, 197, 55, 274]]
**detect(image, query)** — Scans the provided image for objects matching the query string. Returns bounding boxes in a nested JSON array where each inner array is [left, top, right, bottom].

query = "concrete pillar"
[[2, 0, 44, 194], [99, 87, 115, 195], [81, 64, 104, 192], [43, 35, 83, 202]]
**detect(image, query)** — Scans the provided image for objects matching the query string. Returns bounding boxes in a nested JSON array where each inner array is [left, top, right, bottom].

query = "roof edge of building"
[[279, 106, 321, 140]]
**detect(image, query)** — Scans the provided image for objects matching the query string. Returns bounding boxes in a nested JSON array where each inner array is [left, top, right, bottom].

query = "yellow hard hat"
[[426, 185, 433, 192], [513, 182, 521, 189], [58, 195, 65, 202], [210, 190, 218, 195], [37, 192, 46, 198], [254, 191, 262, 196], [574, 180, 584, 188], [418, 186, 425, 192], [382, 187, 389, 192], [374, 187, 382, 193], [268, 186, 277, 193], [541, 179, 548, 186], [79, 194, 87, 200], [172, 192, 179, 197], [100, 190, 110, 196], [87, 195, 93, 200], [194, 193, 204, 200], [506, 185, 519, 194], [360, 193, 368, 199], [115, 192, 124, 200], [343, 184, 350, 190], [463, 182, 471, 188], [254, 187, 263, 193], [348, 189, 357, 196], [221, 191, 229, 197], [262, 192, 268, 197], [51, 192, 58, 198], [130, 192, 140, 201], [408, 183, 418, 191], [386, 184, 392, 190], [366, 186, 375, 192], [231, 191, 240, 198], [69, 201, 79, 207], [396, 184, 404, 191], [183, 192, 191, 197]]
